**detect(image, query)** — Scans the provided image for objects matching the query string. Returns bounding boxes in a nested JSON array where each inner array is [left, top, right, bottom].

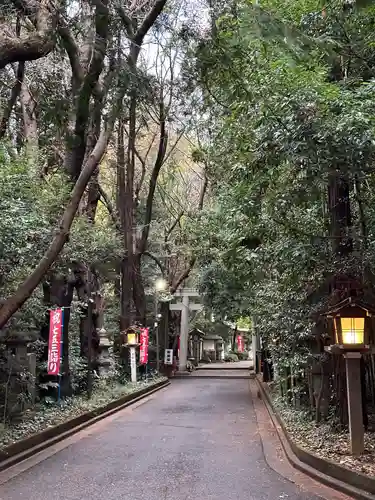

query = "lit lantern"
[[324, 298, 372, 351], [123, 328, 139, 346], [334, 316, 365, 346]]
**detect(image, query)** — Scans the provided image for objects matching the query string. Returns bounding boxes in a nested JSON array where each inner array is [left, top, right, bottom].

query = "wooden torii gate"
[[169, 288, 203, 372]]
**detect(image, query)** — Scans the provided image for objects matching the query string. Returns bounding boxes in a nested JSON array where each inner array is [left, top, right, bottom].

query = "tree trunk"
[[85, 101, 101, 222], [0, 61, 24, 138], [74, 264, 99, 361], [117, 113, 132, 331], [232, 325, 237, 351], [20, 79, 38, 164], [328, 171, 352, 256], [133, 254, 146, 324]]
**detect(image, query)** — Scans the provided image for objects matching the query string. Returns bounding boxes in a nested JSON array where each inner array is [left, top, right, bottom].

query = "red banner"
[[237, 335, 244, 353], [140, 328, 149, 365], [48, 308, 63, 375]]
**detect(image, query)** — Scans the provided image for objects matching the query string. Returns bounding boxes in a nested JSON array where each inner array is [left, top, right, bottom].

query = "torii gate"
[[169, 288, 203, 372]]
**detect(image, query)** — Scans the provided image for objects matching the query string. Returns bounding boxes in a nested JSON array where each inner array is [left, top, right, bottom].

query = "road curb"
[[255, 376, 375, 500], [0, 379, 170, 473]]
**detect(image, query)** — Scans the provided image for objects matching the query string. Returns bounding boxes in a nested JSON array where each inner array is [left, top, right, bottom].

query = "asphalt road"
[[0, 379, 323, 500]]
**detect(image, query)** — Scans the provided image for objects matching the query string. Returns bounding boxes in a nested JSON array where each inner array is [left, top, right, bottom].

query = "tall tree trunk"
[[85, 83, 102, 222], [328, 171, 352, 256], [74, 264, 99, 361], [119, 90, 137, 330], [117, 114, 132, 331], [133, 254, 146, 324], [232, 325, 238, 352], [20, 78, 38, 164], [0, 61, 24, 138]]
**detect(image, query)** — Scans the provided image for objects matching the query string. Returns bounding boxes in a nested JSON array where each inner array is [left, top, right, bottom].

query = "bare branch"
[[198, 173, 208, 210], [134, 130, 157, 202], [165, 211, 184, 242], [143, 251, 165, 273], [138, 97, 168, 254], [170, 256, 196, 294], [116, 5, 135, 38], [99, 184, 121, 231], [133, 0, 167, 49]]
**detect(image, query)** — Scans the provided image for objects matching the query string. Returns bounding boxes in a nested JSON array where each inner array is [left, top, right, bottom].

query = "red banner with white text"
[[140, 328, 149, 365], [237, 335, 244, 353], [48, 308, 63, 375]]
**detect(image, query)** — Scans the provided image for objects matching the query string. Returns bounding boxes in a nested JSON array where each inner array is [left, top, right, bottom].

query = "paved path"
[[0, 380, 337, 500]]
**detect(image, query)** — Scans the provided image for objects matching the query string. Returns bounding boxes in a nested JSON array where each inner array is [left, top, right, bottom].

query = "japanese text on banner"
[[140, 328, 149, 365], [48, 309, 63, 375], [237, 335, 244, 353]]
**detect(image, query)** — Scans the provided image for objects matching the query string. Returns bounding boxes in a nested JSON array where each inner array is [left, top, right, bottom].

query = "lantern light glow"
[[155, 278, 168, 292], [341, 317, 365, 345], [334, 316, 365, 346]]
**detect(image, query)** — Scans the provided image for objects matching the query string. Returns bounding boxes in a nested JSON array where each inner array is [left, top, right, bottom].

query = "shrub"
[[224, 353, 239, 362], [234, 350, 249, 360]]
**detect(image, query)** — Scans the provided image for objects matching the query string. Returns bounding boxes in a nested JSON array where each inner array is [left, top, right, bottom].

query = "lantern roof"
[[322, 296, 375, 317], [189, 328, 205, 338]]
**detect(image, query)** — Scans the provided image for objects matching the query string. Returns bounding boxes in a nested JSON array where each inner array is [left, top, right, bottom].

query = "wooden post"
[[344, 352, 364, 455]]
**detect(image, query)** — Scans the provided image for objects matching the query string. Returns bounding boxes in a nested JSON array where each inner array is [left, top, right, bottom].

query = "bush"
[[234, 350, 249, 360], [224, 353, 239, 362]]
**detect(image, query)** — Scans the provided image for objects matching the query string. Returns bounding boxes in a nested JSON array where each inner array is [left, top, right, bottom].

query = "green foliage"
[[0, 144, 121, 334], [232, 350, 249, 361], [224, 352, 239, 362], [191, 0, 375, 401]]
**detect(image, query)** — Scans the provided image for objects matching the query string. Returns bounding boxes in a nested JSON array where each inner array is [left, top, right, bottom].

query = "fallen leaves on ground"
[[273, 397, 375, 477]]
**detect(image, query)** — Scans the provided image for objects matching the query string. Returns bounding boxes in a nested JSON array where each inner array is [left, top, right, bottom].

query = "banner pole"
[[58, 307, 65, 403]]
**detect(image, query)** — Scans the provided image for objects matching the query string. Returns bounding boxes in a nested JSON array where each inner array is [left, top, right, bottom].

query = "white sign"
[[164, 349, 173, 365], [129, 346, 137, 382]]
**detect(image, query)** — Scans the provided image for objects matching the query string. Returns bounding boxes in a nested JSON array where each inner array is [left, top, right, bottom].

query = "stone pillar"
[[179, 295, 189, 372], [27, 353, 36, 405], [345, 352, 364, 455], [97, 327, 113, 378]]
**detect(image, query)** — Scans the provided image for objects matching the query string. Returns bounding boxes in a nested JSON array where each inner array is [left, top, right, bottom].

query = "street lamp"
[[155, 277, 168, 292], [324, 298, 373, 455]]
